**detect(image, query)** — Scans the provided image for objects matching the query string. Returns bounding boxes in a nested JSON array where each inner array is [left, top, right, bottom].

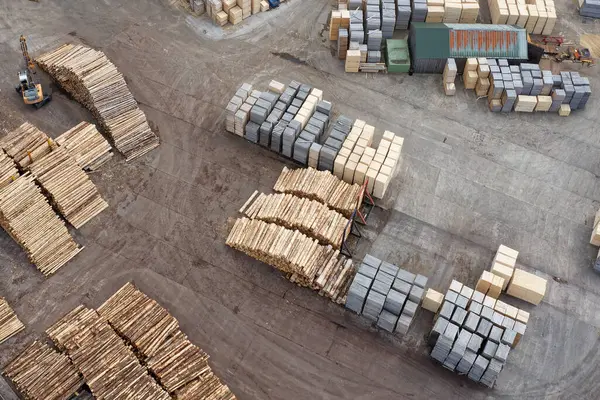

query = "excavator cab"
[[15, 36, 51, 108]]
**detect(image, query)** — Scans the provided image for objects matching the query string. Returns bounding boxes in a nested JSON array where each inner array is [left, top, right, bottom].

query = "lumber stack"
[[0, 151, 18, 190], [0, 297, 25, 344], [0, 122, 55, 169], [240, 191, 350, 249], [3, 341, 83, 400], [55, 122, 113, 170], [0, 173, 82, 276], [36, 44, 159, 161], [273, 167, 362, 217]]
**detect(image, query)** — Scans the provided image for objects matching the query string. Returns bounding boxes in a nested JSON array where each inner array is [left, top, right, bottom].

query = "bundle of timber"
[[226, 217, 355, 303], [0, 152, 18, 190], [55, 122, 113, 170], [240, 191, 350, 249], [0, 173, 82, 276], [36, 44, 159, 161], [3, 341, 83, 400], [273, 167, 362, 217], [0, 122, 55, 169], [0, 297, 24, 344], [29, 147, 108, 228], [46, 305, 171, 399]]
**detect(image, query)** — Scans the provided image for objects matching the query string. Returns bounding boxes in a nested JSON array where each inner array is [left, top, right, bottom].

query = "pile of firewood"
[[36, 44, 160, 161], [0, 152, 18, 190], [0, 173, 82, 276], [29, 147, 108, 228], [273, 167, 362, 217], [0, 122, 55, 169], [240, 191, 350, 249], [0, 297, 24, 344], [3, 341, 83, 400], [56, 122, 113, 170]]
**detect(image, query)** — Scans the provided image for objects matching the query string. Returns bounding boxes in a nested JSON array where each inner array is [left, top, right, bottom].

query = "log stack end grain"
[[55, 121, 114, 170], [0, 151, 19, 190], [0, 122, 56, 169], [0, 297, 25, 344]]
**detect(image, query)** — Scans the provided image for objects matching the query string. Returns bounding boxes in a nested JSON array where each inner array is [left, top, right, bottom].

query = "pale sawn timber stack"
[[227, 217, 356, 303], [97, 282, 237, 399], [29, 147, 108, 228], [36, 44, 160, 161], [273, 166, 362, 218], [240, 191, 350, 249], [0, 297, 25, 344], [55, 122, 113, 170], [3, 341, 84, 400], [0, 122, 55, 169], [0, 152, 18, 190], [0, 173, 82, 276], [46, 305, 171, 400]]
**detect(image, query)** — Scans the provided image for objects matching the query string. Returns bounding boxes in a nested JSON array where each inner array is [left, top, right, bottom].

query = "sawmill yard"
[[0, 0, 600, 398]]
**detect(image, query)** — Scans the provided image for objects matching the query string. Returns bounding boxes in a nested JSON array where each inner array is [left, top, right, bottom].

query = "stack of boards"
[[0, 297, 24, 344], [55, 122, 113, 170], [36, 44, 159, 161]]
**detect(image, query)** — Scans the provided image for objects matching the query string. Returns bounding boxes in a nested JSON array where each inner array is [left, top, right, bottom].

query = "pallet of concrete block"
[[36, 44, 160, 161], [240, 191, 350, 249], [0, 152, 18, 190], [318, 115, 352, 171], [396, 0, 412, 29], [506, 269, 547, 305], [442, 58, 457, 96], [0, 173, 82, 276], [4, 341, 84, 400], [0, 297, 24, 344], [55, 122, 113, 170], [488, 0, 556, 34], [0, 122, 55, 169], [579, 0, 600, 18], [489, 244, 518, 291], [345, 254, 428, 335]]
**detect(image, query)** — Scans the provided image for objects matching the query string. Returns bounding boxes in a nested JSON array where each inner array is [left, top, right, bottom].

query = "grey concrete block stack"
[[380, 0, 396, 39], [349, 10, 365, 44], [318, 116, 352, 171], [579, 0, 600, 18], [411, 0, 428, 22], [395, 0, 412, 29]]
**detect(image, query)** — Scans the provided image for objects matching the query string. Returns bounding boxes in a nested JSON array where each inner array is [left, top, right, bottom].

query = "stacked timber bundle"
[[0, 297, 25, 343], [4, 341, 83, 400], [55, 122, 113, 170], [226, 218, 355, 303], [46, 305, 171, 399], [240, 191, 350, 249], [175, 372, 236, 400], [273, 167, 362, 217], [0, 173, 82, 276], [29, 147, 108, 228], [0, 152, 18, 190], [36, 44, 160, 161], [0, 122, 55, 169]]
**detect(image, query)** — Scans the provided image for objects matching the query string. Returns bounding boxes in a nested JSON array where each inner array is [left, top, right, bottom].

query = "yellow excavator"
[[16, 35, 51, 108]]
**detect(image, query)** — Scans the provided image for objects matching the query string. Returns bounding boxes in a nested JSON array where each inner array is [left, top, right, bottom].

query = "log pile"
[[55, 122, 113, 170], [29, 147, 108, 228], [36, 44, 160, 161], [273, 167, 362, 217], [0, 297, 25, 344], [46, 305, 171, 400], [226, 218, 355, 303], [0, 151, 18, 190], [3, 340, 83, 400], [240, 191, 350, 249], [0, 173, 82, 276], [0, 122, 55, 169]]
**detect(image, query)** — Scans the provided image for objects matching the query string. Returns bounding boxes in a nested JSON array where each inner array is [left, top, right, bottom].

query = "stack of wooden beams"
[[3, 341, 83, 400], [0, 122, 55, 169], [56, 122, 113, 170], [273, 166, 362, 217], [29, 147, 108, 228], [0, 152, 18, 190], [46, 305, 171, 399], [240, 191, 350, 249], [0, 297, 25, 344], [36, 44, 160, 161], [0, 173, 82, 276]]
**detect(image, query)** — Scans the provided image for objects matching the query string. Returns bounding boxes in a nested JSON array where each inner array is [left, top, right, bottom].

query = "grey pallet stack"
[[549, 89, 565, 112], [395, 0, 412, 29], [349, 10, 365, 44], [431, 323, 459, 363], [579, 0, 600, 18], [367, 29, 383, 51], [308, 143, 322, 169], [293, 131, 316, 165], [429, 316, 449, 346], [271, 121, 288, 152], [368, 51, 382, 63], [245, 122, 260, 143], [282, 120, 302, 158], [468, 356, 489, 382], [318, 115, 352, 171], [349, 0, 363, 8], [412, 0, 428, 22], [541, 70, 554, 95], [568, 72, 592, 109], [456, 350, 477, 374], [380, 0, 396, 39], [366, 0, 381, 30], [444, 329, 471, 370]]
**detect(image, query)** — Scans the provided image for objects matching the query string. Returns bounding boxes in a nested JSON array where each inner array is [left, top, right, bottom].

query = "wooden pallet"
[[0, 297, 25, 344], [56, 122, 113, 171]]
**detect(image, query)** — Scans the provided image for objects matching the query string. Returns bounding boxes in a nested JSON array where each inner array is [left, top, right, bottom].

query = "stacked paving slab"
[[580, 0, 600, 17], [318, 116, 353, 171]]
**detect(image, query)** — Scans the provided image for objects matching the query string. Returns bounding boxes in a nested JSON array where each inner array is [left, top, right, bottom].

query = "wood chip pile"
[[0, 297, 24, 344], [29, 147, 108, 228], [36, 44, 160, 161], [0, 122, 55, 169], [56, 122, 113, 170], [0, 152, 18, 190], [273, 166, 362, 217], [240, 191, 350, 249], [0, 173, 82, 276], [46, 305, 171, 400], [227, 217, 355, 303], [3, 341, 83, 400]]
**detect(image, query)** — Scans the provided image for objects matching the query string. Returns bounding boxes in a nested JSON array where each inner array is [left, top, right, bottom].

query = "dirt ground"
[[0, 0, 599, 399]]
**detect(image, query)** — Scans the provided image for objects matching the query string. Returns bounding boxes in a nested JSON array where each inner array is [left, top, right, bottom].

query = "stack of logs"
[[0, 152, 18, 190], [273, 167, 362, 218], [29, 147, 108, 228], [3, 341, 83, 400], [226, 217, 355, 303], [0, 173, 82, 276], [0, 297, 25, 344], [0, 122, 54, 169], [240, 191, 350, 249], [56, 122, 113, 170], [36, 44, 160, 161]]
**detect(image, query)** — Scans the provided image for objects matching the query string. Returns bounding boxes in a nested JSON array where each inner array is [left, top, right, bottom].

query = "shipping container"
[[409, 23, 528, 73]]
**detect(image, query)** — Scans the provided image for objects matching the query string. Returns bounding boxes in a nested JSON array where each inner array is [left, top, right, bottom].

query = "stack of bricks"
[[345, 49, 361, 72], [443, 58, 457, 96], [319, 116, 353, 171], [425, 0, 479, 22], [345, 254, 429, 335], [488, 0, 556, 34]]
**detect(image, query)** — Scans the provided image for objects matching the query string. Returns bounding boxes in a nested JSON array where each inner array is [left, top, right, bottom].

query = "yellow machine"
[[16, 35, 51, 108]]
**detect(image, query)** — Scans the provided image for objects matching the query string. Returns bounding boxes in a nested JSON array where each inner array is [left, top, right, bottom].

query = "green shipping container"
[[386, 39, 411, 73]]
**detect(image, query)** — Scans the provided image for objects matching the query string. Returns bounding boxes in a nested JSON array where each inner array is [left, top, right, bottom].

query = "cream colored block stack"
[[443, 0, 462, 22], [330, 11, 341, 40], [460, 0, 480, 23], [505, 0, 519, 24], [251, 0, 261, 14], [490, 245, 518, 291], [516, 0, 529, 27], [345, 49, 361, 73], [422, 288, 445, 313], [237, 0, 251, 19], [427, 0, 445, 22], [372, 131, 402, 199], [514, 95, 538, 112], [507, 269, 547, 305], [216, 11, 229, 26], [476, 270, 505, 299], [229, 6, 243, 24], [535, 95, 552, 112], [489, 0, 509, 24], [443, 58, 457, 96], [260, 0, 269, 11], [589, 208, 600, 245], [294, 90, 319, 129]]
